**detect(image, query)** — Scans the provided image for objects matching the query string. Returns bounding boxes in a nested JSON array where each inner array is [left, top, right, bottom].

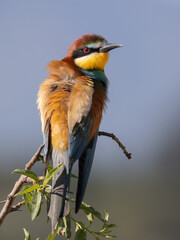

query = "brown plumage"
[[37, 58, 100, 151]]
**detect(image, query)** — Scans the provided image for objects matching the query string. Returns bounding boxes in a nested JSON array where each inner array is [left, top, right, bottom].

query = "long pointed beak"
[[99, 43, 123, 53]]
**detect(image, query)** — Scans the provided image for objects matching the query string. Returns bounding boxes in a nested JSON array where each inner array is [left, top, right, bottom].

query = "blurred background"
[[0, 0, 180, 239]]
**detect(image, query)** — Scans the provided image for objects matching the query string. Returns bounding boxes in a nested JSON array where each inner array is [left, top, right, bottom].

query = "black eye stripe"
[[72, 47, 100, 59]]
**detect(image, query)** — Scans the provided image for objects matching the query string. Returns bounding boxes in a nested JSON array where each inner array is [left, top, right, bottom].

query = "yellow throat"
[[74, 52, 109, 70]]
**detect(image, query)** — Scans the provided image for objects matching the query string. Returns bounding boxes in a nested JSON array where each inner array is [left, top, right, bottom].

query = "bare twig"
[[24, 176, 45, 184], [0, 176, 44, 209], [0, 144, 44, 226], [0, 200, 6, 205], [98, 131, 132, 159], [11, 201, 25, 212]]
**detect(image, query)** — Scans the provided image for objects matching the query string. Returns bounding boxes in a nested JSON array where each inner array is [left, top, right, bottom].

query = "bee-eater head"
[[67, 34, 122, 71]]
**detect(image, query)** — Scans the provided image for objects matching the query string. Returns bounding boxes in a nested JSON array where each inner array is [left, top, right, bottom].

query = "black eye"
[[83, 47, 90, 53]]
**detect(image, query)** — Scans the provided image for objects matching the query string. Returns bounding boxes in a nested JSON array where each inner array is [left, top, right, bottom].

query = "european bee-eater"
[[37, 33, 122, 232]]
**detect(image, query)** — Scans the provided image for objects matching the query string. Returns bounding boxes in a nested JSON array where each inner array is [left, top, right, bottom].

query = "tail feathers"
[[48, 166, 72, 233], [75, 133, 98, 213]]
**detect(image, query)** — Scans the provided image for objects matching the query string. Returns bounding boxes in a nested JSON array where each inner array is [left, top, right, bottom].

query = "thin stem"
[[98, 131, 132, 159]]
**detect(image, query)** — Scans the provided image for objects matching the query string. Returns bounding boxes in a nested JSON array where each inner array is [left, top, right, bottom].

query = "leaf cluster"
[[13, 165, 116, 240]]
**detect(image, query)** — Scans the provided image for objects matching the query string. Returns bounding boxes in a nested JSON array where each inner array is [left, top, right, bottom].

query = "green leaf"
[[23, 228, 31, 240], [105, 210, 109, 222], [80, 202, 105, 223], [71, 173, 78, 179], [15, 185, 40, 196], [75, 221, 85, 230], [74, 199, 94, 224], [86, 212, 94, 225], [31, 191, 42, 221], [12, 169, 39, 183], [63, 214, 71, 239], [103, 224, 117, 229], [104, 234, 116, 238], [74, 229, 86, 240], [57, 218, 65, 234], [43, 164, 63, 188], [99, 229, 111, 234], [44, 185, 51, 194], [46, 221, 60, 240], [47, 164, 53, 172], [46, 233, 55, 240], [23, 192, 33, 213]]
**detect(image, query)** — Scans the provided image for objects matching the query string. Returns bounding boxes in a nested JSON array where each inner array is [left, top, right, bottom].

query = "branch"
[[98, 131, 132, 159], [0, 131, 131, 227], [0, 144, 44, 226], [25, 176, 45, 184], [11, 201, 25, 212]]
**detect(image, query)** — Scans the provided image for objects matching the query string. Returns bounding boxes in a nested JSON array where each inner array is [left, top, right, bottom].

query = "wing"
[[68, 75, 94, 160], [68, 77, 107, 211], [37, 60, 82, 168], [37, 60, 75, 135]]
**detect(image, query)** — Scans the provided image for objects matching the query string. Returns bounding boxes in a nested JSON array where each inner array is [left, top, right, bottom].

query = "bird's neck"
[[62, 57, 108, 88], [78, 67, 109, 88]]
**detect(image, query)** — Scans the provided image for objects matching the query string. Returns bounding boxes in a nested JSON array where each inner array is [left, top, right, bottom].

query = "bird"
[[37, 33, 122, 232]]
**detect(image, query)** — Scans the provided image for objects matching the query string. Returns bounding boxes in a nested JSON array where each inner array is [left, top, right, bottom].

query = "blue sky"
[[0, 0, 180, 178]]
